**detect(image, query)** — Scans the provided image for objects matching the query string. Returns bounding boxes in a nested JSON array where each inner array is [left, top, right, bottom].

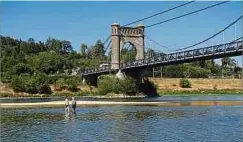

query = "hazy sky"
[[2, 1, 242, 65]]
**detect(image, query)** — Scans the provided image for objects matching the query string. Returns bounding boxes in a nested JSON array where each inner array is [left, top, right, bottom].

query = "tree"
[[45, 37, 73, 54], [93, 40, 105, 59], [221, 57, 236, 76], [11, 63, 34, 75], [10, 75, 25, 92], [146, 49, 155, 58], [65, 78, 79, 92], [24, 73, 51, 94], [45, 37, 61, 52], [27, 38, 35, 43], [222, 57, 236, 68], [120, 48, 136, 63], [61, 40, 73, 54], [163, 65, 184, 78], [20, 41, 31, 54], [80, 43, 87, 57], [27, 52, 65, 74], [183, 66, 211, 78]]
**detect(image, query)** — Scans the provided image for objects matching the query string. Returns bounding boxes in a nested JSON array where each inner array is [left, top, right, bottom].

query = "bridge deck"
[[82, 41, 242, 76]]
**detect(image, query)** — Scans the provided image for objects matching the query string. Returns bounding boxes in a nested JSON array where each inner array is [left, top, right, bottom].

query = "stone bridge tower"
[[111, 23, 145, 69]]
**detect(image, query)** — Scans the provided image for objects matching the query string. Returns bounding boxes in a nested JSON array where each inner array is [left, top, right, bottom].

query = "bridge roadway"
[[82, 41, 242, 76]]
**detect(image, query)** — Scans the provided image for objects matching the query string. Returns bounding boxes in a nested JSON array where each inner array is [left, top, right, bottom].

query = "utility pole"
[[221, 32, 224, 79], [160, 66, 163, 79], [234, 23, 237, 40], [153, 68, 155, 79]]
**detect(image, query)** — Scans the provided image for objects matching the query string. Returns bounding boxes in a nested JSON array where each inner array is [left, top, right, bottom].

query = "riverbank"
[[0, 78, 242, 98], [158, 89, 242, 96], [151, 78, 242, 91], [1, 100, 242, 108]]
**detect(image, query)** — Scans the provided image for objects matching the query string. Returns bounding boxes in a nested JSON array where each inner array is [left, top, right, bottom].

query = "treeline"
[[1, 35, 107, 94], [1, 35, 242, 94], [144, 49, 242, 78]]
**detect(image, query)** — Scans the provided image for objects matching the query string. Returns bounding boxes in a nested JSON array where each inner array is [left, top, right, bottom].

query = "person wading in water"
[[71, 97, 77, 114], [65, 96, 70, 117]]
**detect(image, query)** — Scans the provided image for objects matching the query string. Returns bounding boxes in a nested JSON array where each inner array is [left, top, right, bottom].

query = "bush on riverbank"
[[54, 76, 81, 92], [10, 73, 52, 94], [97, 75, 137, 96], [65, 78, 79, 92], [179, 78, 191, 88]]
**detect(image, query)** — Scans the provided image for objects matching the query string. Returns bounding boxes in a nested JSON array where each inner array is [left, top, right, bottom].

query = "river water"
[[1, 96, 242, 142]]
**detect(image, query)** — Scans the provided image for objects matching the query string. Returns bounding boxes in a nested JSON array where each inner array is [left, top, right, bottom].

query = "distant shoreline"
[[1, 78, 242, 98]]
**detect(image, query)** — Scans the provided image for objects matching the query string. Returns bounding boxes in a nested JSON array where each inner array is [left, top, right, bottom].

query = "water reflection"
[[1, 106, 242, 142]]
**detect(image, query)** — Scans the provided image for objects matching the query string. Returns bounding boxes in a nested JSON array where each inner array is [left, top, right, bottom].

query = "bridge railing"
[[121, 40, 242, 69], [83, 40, 242, 75]]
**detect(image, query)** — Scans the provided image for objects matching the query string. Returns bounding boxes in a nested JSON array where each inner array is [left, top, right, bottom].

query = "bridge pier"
[[82, 75, 98, 87], [116, 70, 126, 80], [83, 68, 158, 97], [124, 68, 158, 97]]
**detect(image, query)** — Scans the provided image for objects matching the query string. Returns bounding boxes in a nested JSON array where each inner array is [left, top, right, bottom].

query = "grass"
[[158, 89, 242, 96], [151, 78, 242, 90]]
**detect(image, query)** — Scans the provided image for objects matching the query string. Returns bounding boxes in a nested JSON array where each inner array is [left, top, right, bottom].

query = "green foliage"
[[183, 66, 211, 78], [27, 52, 69, 74], [119, 76, 137, 95], [1, 35, 242, 96], [98, 75, 137, 96], [80, 43, 87, 57], [120, 48, 136, 63], [222, 57, 236, 68], [1, 56, 19, 72], [26, 73, 51, 94], [54, 78, 66, 91], [163, 65, 184, 78], [98, 76, 120, 95], [65, 78, 79, 92], [11, 63, 34, 75], [146, 49, 156, 57], [1, 71, 13, 83], [45, 37, 73, 54], [86, 40, 105, 60], [10, 75, 26, 92], [10, 73, 51, 94], [54, 76, 81, 92], [179, 78, 191, 88]]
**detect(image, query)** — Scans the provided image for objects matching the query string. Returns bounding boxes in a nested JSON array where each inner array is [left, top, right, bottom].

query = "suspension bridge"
[[81, 1, 242, 85]]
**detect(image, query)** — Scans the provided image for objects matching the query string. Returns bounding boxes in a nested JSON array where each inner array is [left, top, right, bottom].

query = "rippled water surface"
[[1, 104, 242, 142]]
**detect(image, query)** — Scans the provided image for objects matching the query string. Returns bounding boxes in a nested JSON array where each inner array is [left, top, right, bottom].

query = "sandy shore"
[[1, 100, 242, 108]]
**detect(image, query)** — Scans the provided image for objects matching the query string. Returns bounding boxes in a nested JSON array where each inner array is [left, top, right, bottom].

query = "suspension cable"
[[176, 15, 242, 51], [104, 40, 112, 53], [146, 1, 229, 28], [122, 1, 195, 27], [230, 36, 242, 43], [145, 35, 170, 49], [102, 35, 111, 45]]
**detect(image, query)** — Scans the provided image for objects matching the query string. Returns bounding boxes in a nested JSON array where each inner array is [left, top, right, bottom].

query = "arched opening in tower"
[[120, 42, 137, 63]]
